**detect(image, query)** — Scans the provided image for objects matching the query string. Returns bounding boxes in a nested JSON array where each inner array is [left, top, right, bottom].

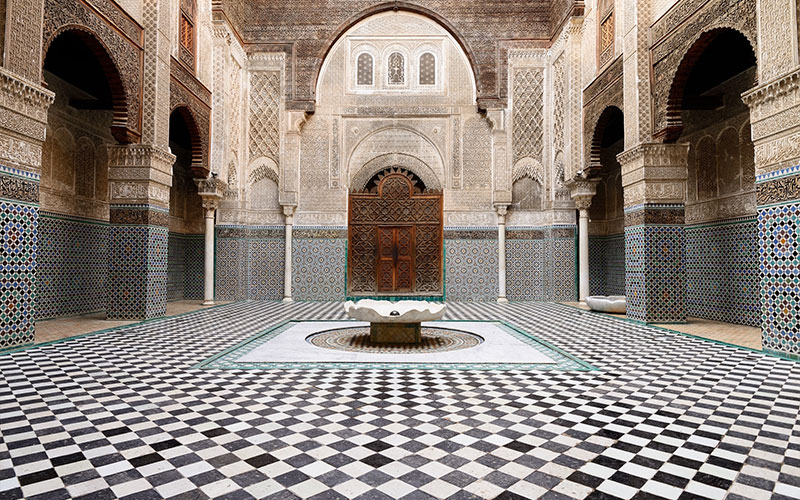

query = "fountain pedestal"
[[370, 322, 421, 344], [344, 299, 447, 345]]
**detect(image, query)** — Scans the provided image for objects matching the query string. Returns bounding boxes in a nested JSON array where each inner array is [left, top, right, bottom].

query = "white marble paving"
[[236, 321, 555, 364]]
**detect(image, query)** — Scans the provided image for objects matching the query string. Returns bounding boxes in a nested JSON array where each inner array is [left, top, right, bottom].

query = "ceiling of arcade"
[[218, 0, 581, 109]]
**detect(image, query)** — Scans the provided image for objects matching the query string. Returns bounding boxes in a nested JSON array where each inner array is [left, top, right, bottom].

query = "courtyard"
[[1, 301, 798, 500]]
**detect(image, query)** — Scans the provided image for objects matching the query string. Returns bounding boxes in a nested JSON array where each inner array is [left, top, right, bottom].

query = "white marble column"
[[196, 178, 225, 306], [495, 204, 509, 303], [202, 201, 217, 305], [283, 205, 295, 302], [566, 179, 598, 302]]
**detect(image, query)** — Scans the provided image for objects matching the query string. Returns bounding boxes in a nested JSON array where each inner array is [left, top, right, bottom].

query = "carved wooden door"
[[377, 226, 415, 292], [348, 168, 443, 296]]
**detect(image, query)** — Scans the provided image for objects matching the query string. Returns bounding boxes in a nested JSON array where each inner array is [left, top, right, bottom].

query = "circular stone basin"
[[307, 326, 483, 354]]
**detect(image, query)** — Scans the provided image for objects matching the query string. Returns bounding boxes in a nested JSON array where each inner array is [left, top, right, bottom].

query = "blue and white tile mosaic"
[[625, 221, 686, 323], [108, 225, 168, 320], [292, 238, 346, 301], [37, 214, 108, 320], [0, 201, 37, 350], [507, 239, 547, 301], [589, 234, 625, 297], [167, 233, 204, 301], [216, 226, 285, 301], [445, 237, 499, 302], [686, 219, 759, 327], [759, 201, 800, 359]]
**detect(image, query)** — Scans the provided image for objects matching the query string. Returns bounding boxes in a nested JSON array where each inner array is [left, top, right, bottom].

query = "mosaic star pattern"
[[686, 219, 759, 327], [759, 201, 800, 359], [0, 201, 37, 350], [0, 301, 799, 500]]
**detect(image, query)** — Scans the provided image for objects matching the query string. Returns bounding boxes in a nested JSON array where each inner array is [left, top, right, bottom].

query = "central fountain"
[[343, 299, 447, 344]]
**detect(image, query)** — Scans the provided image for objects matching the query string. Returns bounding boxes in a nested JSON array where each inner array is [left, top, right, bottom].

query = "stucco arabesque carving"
[[44, 0, 144, 138], [617, 143, 689, 206], [651, 0, 757, 135]]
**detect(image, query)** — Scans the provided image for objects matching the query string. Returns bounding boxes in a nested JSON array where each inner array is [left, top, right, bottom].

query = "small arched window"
[[419, 53, 436, 85], [388, 52, 405, 85], [357, 53, 373, 86]]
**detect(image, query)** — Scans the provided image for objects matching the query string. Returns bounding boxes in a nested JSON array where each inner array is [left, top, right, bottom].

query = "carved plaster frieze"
[[0, 132, 44, 172], [44, 0, 143, 141], [618, 143, 689, 207], [294, 211, 346, 226], [445, 211, 496, 227], [650, 0, 757, 137]]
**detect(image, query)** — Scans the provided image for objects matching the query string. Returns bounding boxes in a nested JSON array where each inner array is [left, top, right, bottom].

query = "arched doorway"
[[167, 108, 205, 302], [347, 168, 443, 297], [669, 29, 758, 327], [587, 106, 625, 298], [37, 29, 123, 320]]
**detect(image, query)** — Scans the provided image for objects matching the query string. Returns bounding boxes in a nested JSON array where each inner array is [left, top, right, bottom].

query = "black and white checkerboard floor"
[[1, 301, 799, 500]]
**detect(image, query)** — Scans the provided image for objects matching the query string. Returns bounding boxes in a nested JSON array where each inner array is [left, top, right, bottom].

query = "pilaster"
[[487, 108, 512, 206], [618, 143, 688, 323], [280, 111, 307, 208], [106, 145, 175, 320], [0, 69, 53, 350], [743, 67, 800, 358]]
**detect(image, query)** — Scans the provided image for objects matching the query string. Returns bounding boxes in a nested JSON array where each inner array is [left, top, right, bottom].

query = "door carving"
[[348, 168, 443, 296]]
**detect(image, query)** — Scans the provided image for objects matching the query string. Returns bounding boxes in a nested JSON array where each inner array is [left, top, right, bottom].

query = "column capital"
[[494, 203, 509, 220], [282, 205, 296, 219], [195, 176, 226, 199], [565, 178, 599, 211], [617, 143, 689, 207]]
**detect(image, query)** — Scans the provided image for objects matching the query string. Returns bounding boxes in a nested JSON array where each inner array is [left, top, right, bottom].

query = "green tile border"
[[556, 303, 800, 363], [0, 302, 239, 356], [192, 319, 597, 371]]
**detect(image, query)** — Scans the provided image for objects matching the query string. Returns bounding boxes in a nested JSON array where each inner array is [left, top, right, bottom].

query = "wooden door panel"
[[348, 171, 443, 296]]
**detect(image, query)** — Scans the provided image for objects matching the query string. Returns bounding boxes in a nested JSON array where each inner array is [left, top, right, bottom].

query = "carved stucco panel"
[[651, 0, 757, 136], [44, 0, 143, 138]]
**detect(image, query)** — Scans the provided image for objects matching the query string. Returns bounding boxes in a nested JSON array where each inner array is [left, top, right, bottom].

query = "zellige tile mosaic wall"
[[685, 218, 759, 327], [36, 214, 108, 320]]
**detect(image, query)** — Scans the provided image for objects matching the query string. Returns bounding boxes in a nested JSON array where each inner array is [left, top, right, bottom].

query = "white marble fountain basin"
[[343, 299, 447, 323], [586, 295, 627, 314]]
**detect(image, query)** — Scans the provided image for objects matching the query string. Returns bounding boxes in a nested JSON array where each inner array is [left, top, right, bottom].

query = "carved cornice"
[[107, 145, 175, 170], [0, 68, 55, 113], [741, 66, 800, 110]]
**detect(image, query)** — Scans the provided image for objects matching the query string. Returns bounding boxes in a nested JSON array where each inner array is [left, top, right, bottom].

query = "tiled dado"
[[685, 218, 759, 327], [506, 227, 576, 302], [757, 169, 800, 359], [293, 228, 346, 301], [37, 213, 109, 320], [167, 233, 204, 301], [589, 234, 625, 297], [216, 226, 285, 301], [0, 165, 39, 350], [625, 204, 686, 323], [107, 205, 169, 320], [445, 228, 499, 302]]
